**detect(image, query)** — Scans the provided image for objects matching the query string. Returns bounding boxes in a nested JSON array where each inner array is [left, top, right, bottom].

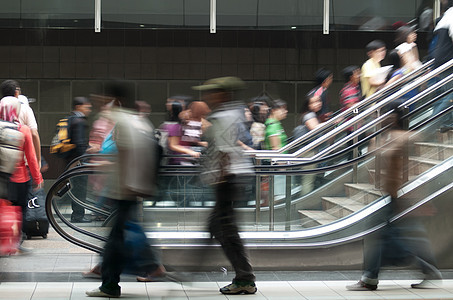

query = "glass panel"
[[332, 0, 423, 31], [103, 0, 184, 28], [258, 0, 322, 29], [20, 1, 93, 28], [0, 0, 432, 31]]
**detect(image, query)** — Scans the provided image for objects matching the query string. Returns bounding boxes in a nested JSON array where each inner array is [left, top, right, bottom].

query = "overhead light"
[[139, 24, 145, 28], [74, 19, 79, 23], [291, 26, 297, 30]]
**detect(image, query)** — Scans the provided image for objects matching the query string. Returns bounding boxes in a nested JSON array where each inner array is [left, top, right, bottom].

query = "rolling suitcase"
[[23, 188, 49, 239]]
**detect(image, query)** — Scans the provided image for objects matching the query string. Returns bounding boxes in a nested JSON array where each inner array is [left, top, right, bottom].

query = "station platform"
[[1, 229, 453, 299]]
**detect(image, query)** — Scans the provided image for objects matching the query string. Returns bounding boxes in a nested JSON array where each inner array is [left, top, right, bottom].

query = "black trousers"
[[208, 176, 255, 282], [70, 175, 87, 220], [100, 199, 159, 295], [8, 180, 30, 229]]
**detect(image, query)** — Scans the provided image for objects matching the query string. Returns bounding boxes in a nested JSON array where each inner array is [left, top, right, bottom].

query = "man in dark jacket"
[[431, 0, 453, 131], [67, 97, 92, 222]]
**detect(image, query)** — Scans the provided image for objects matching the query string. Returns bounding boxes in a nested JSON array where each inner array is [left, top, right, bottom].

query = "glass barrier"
[[0, 0, 433, 31], [46, 76, 453, 253]]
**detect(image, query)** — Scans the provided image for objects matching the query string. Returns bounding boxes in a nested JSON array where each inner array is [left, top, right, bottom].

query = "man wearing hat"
[[193, 77, 257, 295]]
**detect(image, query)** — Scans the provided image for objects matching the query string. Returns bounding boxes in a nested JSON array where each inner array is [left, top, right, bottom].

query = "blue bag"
[[100, 129, 117, 154]]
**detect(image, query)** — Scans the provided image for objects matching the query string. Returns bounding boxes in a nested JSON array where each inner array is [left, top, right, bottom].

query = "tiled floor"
[[1, 230, 453, 299], [1, 280, 453, 299]]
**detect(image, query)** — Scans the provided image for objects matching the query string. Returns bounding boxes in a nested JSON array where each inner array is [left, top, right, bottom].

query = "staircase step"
[[438, 129, 453, 144], [408, 156, 441, 176], [415, 142, 453, 161], [298, 209, 338, 227], [344, 183, 384, 204], [322, 197, 366, 218], [368, 169, 417, 185]]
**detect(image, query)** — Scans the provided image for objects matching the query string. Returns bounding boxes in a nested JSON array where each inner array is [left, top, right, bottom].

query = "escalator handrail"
[[246, 59, 435, 156], [47, 125, 453, 252], [56, 86, 453, 177], [45, 168, 108, 253], [262, 61, 453, 161]]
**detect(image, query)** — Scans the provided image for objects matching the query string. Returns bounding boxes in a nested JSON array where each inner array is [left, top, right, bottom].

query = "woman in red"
[[0, 97, 43, 244]]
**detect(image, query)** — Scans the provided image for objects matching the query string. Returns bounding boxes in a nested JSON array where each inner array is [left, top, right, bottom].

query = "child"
[[361, 40, 387, 98]]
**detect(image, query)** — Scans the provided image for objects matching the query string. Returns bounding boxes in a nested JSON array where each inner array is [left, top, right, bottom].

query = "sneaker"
[[219, 280, 257, 295], [346, 280, 377, 291], [86, 287, 120, 298], [411, 279, 441, 289], [16, 246, 32, 256]]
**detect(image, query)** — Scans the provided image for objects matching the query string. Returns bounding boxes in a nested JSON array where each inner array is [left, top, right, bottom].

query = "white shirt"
[[17, 95, 38, 130]]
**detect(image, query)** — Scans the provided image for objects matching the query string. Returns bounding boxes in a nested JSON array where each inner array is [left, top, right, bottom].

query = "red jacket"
[[10, 125, 43, 184]]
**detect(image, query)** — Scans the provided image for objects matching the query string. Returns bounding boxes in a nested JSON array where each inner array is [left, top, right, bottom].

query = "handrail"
[[46, 100, 453, 253], [258, 59, 453, 161], [246, 59, 434, 156], [47, 158, 453, 250], [45, 169, 107, 254], [255, 85, 453, 169]]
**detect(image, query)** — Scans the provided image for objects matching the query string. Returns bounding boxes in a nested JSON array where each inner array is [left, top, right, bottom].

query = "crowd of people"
[[0, 1, 451, 298]]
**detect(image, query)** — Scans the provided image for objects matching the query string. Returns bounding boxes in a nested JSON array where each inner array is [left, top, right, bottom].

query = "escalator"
[[46, 59, 453, 270]]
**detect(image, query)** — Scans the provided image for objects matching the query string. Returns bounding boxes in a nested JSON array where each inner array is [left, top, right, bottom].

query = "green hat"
[[192, 76, 246, 91]]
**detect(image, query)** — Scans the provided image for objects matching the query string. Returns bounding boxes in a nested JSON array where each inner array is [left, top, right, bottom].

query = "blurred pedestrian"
[[264, 99, 288, 151], [346, 101, 442, 291], [193, 76, 257, 295], [0, 80, 43, 253], [86, 82, 164, 298], [307, 68, 333, 122], [67, 97, 92, 223], [361, 40, 387, 98], [249, 97, 270, 150], [431, 1, 453, 131]]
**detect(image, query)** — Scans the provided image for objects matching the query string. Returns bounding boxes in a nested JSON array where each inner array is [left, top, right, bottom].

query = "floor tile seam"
[[321, 280, 348, 300], [390, 279, 452, 297], [287, 281, 309, 300], [69, 281, 74, 300], [28, 282, 38, 300]]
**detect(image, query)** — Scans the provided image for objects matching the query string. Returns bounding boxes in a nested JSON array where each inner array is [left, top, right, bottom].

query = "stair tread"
[[322, 197, 366, 211], [409, 156, 441, 164], [298, 210, 338, 225], [368, 169, 418, 180], [343, 183, 385, 196], [415, 142, 453, 148]]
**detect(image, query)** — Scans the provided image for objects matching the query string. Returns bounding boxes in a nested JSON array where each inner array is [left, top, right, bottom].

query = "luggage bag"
[[23, 188, 49, 239]]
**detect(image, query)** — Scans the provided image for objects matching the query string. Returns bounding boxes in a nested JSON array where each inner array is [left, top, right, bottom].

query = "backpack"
[[49, 116, 76, 158], [0, 120, 24, 175], [292, 124, 309, 140]]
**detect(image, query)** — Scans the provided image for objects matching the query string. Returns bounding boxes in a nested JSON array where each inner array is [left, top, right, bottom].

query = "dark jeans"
[[8, 180, 30, 230], [100, 199, 160, 295], [432, 72, 453, 126], [208, 176, 255, 283], [70, 175, 87, 220], [361, 203, 439, 285]]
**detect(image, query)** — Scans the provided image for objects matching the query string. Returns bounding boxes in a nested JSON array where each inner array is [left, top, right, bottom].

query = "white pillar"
[[95, 0, 101, 33], [210, 0, 216, 33], [323, 0, 330, 35]]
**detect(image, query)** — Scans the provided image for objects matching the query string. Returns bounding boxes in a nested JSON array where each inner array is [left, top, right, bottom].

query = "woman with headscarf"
[[0, 96, 43, 251]]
